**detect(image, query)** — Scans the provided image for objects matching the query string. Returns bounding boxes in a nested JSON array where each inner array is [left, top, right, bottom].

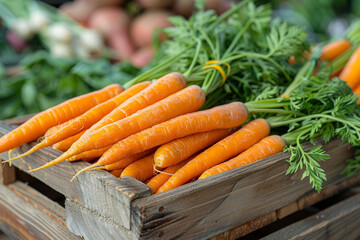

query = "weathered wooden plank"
[[132, 139, 355, 239], [211, 173, 360, 240], [0, 121, 152, 229], [262, 193, 360, 240], [65, 198, 136, 240], [0, 231, 10, 240], [2, 114, 34, 125], [297, 173, 360, 210], [275, 202, 299, 220], [0, 161, 16, 185], [0, 181, 81, 240], [210, 212, 277, 240]]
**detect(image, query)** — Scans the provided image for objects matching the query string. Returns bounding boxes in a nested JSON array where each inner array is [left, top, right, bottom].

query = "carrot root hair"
[[4, 143, 45, 164], [70, 162, 101, 182], [153, 165, 173, 176], [8, 148, 16, 166]]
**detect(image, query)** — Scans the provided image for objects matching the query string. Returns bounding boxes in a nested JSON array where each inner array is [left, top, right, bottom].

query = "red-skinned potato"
[[130, 10, 173, 48], [60, 1, 98, 25], [172, 0, 194, 18], [135, 0, 173, 9], [108, 32, 135, 61], [77, 0, 124, 7], [88, 7, 131, 37], [130, 47, 155, 67]]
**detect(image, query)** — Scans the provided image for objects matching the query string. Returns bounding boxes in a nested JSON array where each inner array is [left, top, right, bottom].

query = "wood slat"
[[0, 161, 15, 185], [132, 139, 355, 240], [2, 114, 34, 125], [65, 198, 136, 240], [262, 193, 360, 240], [0, 121, 152, 230], [0, 181, 81, 240], [211, 173, 360, 240]]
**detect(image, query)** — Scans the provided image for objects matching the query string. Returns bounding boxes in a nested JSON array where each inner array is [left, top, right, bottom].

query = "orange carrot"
[[52, 131, 85, 152], [110, 169, 123, 178], [81, 72, 187, 135], [339, 46, 360, 89], [157, 118, 270, 193], [96, 102, 248, 168], [354, 84, 360, 104], [154, 129, 235, 168], [8, 82, 150, 161], [104, 148, 156, 171], [199, 135, 286, 179], [44, 82, 150, 139], [36, 85, 205, 172], [321, 39, 351, 62], [121, 153, 156, 182], [66, 146, 112, 162], [0, 84, 122, 154], [147, 157, 193, 194]]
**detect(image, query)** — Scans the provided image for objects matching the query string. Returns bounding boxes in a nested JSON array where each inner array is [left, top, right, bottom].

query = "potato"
[[78, 0, 124, 7], [135, 0, 173, 9], [172, 0, 194, 18], [60, 1, 98, 24], [130, 10, 173, 48], [130, 47, 155, 67], [108, 32, 135, 61], [88, 7, 131, 38]]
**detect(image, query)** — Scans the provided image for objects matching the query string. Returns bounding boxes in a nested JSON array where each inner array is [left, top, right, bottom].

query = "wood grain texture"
[[262, 193, 360, 240], [2, 114, 34, 125], [297, 173, 360, 210], [276, 202, 299, 220], [211, 173, 360, 240], [210, 212, 277, 240], [0, 161, 15, 185], [65, 198, 136, 240], [0, 121, 152, 229], [132, 139, 355, 239], [0, 181, 81, 240]]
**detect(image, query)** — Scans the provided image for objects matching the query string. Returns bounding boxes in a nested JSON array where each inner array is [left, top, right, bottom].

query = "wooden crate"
[[0, 117, 360, 240]]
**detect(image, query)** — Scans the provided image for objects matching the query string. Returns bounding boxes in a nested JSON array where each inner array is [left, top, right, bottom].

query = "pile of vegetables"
[[61, 0, 231, 67], [0, 0, 108, 59], [2, 0, 360, 194]]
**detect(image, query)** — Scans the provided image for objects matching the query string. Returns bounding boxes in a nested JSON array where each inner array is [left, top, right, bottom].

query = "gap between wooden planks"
[[211, 173, 360, 240]]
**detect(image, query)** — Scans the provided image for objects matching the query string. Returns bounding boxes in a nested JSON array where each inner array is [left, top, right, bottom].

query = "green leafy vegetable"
[[0, 51, 139, 120]]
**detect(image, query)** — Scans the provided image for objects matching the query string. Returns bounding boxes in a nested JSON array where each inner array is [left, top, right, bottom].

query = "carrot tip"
[[28, 166, 43, 173], [4, 144, 43, 163], [70, 162, 101, 182]]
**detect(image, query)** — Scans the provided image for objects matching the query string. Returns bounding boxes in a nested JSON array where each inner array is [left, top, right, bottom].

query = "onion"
[[80, 29, 104, 53], [29, 10, 49, 31], [12, 19, 34, 40], [50, 43, 74, 58], [6, 30, 27, 52], [46, 23, 73, 43]]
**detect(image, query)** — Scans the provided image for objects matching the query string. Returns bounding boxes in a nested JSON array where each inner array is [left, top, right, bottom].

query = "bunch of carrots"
[[1, 26, 360, 193], [0, 72, 288, 194]]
